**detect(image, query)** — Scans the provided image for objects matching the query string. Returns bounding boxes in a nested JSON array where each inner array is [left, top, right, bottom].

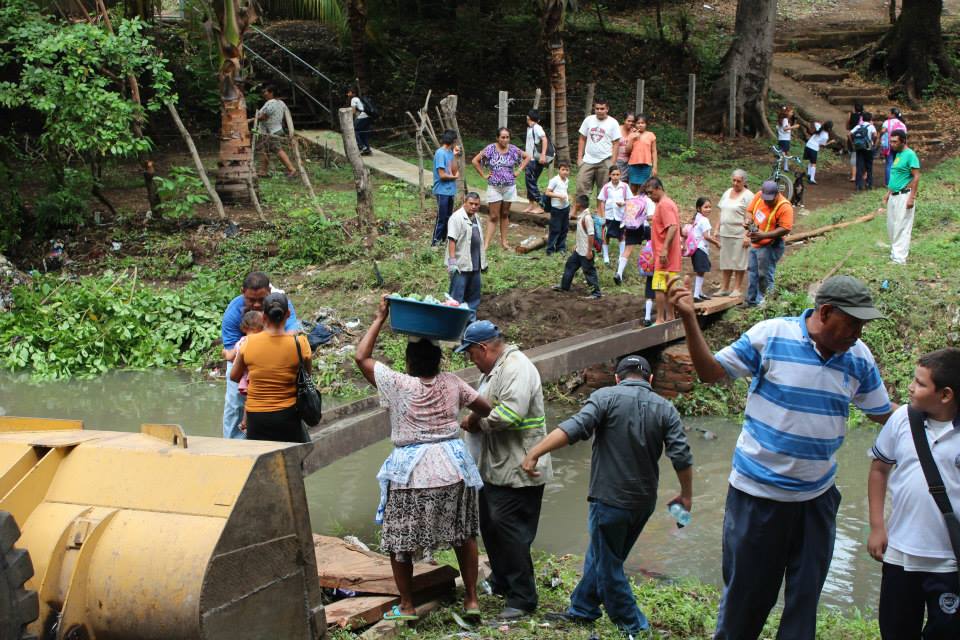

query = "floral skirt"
[[379, 481, 479, 557]]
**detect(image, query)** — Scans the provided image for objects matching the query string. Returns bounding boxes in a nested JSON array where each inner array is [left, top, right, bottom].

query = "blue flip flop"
[[383, 604, 419, 622]]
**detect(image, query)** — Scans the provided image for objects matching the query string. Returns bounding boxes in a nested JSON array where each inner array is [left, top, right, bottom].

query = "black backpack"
[[360, 96, 379, 119], [851, 123, 872, 151]]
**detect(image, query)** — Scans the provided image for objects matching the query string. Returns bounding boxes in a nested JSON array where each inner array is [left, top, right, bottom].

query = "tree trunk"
[[541, 1, 570, 163], [889, 0, 896, 24], [212, 0, 257, 203], [338, 107, 376, 247], [700, 0, 777, 137], [348, 0, 368, 90], [871, 0, 957, 101]]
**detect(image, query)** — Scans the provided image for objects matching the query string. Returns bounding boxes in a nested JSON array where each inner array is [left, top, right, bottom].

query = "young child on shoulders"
[[597, 166, 630, 267], [681, 197, 720, 302], [553, 195, 601, 299], [545, 162, 571, 255], [868, 347, 960, 639]]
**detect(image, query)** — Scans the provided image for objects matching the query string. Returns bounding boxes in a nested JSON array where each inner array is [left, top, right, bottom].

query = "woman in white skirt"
[[715, 169, 754, 298], [472, 127, 529, 252]]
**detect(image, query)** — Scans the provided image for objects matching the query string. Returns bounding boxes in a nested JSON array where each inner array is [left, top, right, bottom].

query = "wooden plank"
[[313, 535, 458, 596], [0, 417, 83, 432], [324, 596, 398, 629]]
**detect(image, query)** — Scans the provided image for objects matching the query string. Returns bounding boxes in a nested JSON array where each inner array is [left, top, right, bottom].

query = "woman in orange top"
[[230, 292, 311, 443], [625, 114, 658, 195]]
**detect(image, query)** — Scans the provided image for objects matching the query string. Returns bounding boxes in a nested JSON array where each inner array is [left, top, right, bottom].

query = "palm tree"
[[209, 0, 258, 203], [538, 0, 576, 163]]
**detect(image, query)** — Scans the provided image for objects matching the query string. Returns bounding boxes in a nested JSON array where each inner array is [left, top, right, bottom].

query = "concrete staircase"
[[771, 51, 941, 148]]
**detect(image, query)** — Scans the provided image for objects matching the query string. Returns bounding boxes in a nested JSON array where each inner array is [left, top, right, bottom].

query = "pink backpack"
[[637, 240, 655, 275], [622, 195, 650, 230], [682, 223, 699, 257]]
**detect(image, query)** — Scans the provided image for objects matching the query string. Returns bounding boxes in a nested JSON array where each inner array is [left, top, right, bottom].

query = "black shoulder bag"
[[907, 405, 960, 567], [294, 336, 323, 429]]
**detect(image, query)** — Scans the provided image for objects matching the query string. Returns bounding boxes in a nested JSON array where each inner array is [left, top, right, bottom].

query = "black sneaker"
[[613, 274, 622, 285], [552, 285, 568, 292], [643, 318, 654, 327], [587, 292, 602, 300], [543, 612, 593, 626]]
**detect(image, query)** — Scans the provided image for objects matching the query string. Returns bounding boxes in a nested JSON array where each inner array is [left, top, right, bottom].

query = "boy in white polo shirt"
[[868, 347, 960, 639]]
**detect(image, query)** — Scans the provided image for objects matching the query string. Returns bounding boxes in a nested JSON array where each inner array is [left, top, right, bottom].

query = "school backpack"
[[880, 118, 907, 155], [851, 123, 872, 151], [531, 126, 556, 164], [681, 223, 699, 257], [637, 239, 655, 275], [622, 195, 649, 230], [591, 214, 606, 252], [360, 95, 379, 119]]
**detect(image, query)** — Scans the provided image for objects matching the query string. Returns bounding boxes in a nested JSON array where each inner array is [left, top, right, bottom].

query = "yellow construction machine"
[[0, 416, 325, 639]]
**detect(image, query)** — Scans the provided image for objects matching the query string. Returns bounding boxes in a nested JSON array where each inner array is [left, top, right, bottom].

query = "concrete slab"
[[768, 70, 848, 127]]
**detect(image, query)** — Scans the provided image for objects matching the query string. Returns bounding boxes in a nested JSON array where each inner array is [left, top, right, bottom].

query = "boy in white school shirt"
[[868, 348, 960, 640], [597, 166, 630, 268]]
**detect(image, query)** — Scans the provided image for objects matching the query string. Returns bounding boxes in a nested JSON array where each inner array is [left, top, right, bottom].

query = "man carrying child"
[[553, 195, 601, 299], [868, 347, 960, 639]]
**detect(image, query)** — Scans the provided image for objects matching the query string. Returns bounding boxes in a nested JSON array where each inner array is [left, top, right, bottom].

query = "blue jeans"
[[222, 360, 247, 439], [746, 242, 784, 305], [525, 161, 545, 203], [433, 194, 455, 245], [715, 485, 841, 640], [355, 116, 372, 151], [568, 500, 654, 634], [449, 270, 481, 319], [547, 205, 570, 254]]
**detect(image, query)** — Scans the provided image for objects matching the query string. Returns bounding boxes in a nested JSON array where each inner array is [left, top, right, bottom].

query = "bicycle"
[[768, 145, 806, 203]]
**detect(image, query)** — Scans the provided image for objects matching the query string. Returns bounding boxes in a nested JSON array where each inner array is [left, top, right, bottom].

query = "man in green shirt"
[[883, 130, 920, 265]]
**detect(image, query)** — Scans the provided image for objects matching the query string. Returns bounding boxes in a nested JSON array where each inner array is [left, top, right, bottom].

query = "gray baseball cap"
[[815, 276, 884, 321]]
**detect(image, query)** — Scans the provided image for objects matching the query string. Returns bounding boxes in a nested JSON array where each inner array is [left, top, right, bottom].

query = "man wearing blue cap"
[[521, 355, 693, 639], [457, 321, 552, 620], [744, 180, 793, 306]]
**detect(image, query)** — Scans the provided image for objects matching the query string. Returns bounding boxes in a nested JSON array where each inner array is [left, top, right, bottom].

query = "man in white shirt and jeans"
[[576, 98, 620, 199], [346, 86, 372, 155], [254, 85, 296, 178]]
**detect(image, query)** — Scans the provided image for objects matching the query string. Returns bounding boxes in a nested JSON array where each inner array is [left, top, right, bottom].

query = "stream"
[[0, 369, 883, 614]]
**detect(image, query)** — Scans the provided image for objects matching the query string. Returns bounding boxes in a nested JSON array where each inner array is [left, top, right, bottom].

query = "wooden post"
[[550, 87, 557, 178], [283, 107, 322, 213], [245, 127, 266, 221], [728, 71, 737, 137], [415, 133, 425, 212], [165, 101, 226, 220], [498, 91, 509, 129], [338, 107, 376, 245], [440, 95, 467, 197], [584, 82, 595, 119], [533, 87, 542, 111], [636, 78, 645, 115], [687, 74, 696, 147], [435, 105, 448, 132]]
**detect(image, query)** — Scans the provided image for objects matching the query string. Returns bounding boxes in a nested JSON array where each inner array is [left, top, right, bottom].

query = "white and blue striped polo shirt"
[[715, 309, 892, 501]]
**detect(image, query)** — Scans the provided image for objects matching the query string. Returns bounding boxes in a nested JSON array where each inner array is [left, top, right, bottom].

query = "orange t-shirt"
[[747, 193, 793, 248], [628, 131, 656, 166], [240, 332, 311, 412]]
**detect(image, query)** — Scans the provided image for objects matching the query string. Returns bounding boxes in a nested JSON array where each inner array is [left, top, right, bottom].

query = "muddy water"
[[0, 370, 881, 613]]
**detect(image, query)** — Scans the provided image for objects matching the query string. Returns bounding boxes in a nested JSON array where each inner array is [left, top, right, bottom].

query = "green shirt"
[[888, 147, 920, 192]]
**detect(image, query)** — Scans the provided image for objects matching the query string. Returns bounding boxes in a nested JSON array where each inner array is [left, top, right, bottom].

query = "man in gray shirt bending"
[[521, 355, 693, 638]]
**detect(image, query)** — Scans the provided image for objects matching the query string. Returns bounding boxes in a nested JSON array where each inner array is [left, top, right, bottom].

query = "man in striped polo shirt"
[[670, 275, 894, 639]]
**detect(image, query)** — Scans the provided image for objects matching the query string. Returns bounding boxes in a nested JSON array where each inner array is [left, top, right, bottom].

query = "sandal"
[[463, 608, 482, 622], [383, 605, 419, 622]]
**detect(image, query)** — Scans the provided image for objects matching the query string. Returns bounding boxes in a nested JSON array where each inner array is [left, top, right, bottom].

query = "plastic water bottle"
[[668, 502, 692, 528]]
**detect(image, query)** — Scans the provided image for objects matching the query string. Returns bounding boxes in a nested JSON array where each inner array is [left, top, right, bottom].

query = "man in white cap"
[[669, 274, 894, 640], [458, 320, 552, 620], [745, 180, 793, 306]]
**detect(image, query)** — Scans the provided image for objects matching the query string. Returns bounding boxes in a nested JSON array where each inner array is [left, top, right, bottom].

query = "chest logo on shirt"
[[589, 127, 607, 143], [939, 593, 959, 615]]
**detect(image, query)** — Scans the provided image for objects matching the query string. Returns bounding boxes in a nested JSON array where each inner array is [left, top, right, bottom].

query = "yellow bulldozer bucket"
[[0, 416, 325, 639]]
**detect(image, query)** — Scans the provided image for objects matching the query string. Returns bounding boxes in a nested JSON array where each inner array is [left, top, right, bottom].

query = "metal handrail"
[[245, 46, 331, 115], [249, 26, 335, 86]]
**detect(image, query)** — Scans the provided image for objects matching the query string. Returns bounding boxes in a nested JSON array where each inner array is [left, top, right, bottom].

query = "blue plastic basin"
[[388, 297, 473, 341]]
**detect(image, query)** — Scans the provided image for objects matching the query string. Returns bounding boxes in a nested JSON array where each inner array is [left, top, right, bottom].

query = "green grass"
[[326, 552, 879, 639]]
